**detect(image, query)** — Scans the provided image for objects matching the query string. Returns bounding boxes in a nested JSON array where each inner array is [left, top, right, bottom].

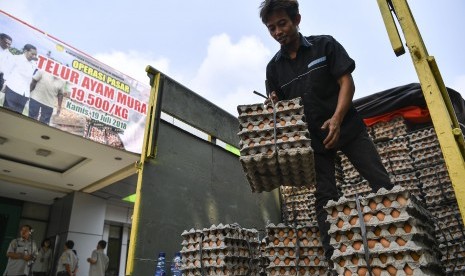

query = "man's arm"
[[321, 73, 355, 149], [57, 91, 64, 115], [30, 79, 38, 92]]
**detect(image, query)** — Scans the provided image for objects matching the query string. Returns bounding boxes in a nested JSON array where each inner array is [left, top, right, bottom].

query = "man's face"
[[25, 48, 38, 62], [265, 10, 299, 47], [0, 37, 12, 50], [20, 226, 31, 240]]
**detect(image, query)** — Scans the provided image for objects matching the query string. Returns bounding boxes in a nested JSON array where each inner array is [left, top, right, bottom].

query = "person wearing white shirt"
[[87, 240, 109, 276], [0, 33, 13, 91], [3, 44, 37, 114]]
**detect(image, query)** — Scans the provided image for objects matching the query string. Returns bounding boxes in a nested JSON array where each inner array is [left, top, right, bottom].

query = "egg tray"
[[237, 124, 308, 145], [335, 264, 444, 276], [237, 98, 304, 117], [265, 266, 330, 276], [238, 114, 307, 134], [281, 185, 315, 196], [406, 127, 437, 143], [239, 130, 310, 151], [182, 266, 260, 276], [239, 137, 311, 156]]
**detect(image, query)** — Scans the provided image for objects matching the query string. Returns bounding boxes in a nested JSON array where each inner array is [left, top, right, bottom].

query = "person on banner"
[[4, 224, 38, 276], [56, 240, 78, 276], [0, 33, 13, 91], [31, 238, 52, 276], [258, 0, 394, 272], [86, 240, 109, 276], [2, 44, 37, 114], [29, 69, 65, 125]]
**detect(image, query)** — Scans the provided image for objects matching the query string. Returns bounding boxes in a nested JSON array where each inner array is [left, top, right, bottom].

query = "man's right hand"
[[265, 91, 278, 104]]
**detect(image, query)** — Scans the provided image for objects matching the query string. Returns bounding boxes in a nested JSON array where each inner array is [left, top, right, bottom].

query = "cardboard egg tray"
[[180, 224, 260, 276], [280, 186, 318, 226], [237, 98, 316, 192], [371, 116, 408, 141], [325, 186, 444, 275], [264, 223, 329, 276]]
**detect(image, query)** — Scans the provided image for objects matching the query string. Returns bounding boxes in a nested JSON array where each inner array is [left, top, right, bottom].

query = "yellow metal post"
[[125, 67, 162, 275], [377, 0, 465, 220]]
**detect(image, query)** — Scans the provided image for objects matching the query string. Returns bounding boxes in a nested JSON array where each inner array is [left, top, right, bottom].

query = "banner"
[[0, 10, 150, 154]]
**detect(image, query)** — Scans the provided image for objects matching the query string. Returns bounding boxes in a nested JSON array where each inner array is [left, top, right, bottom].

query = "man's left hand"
[[321, 117, 342, 149]]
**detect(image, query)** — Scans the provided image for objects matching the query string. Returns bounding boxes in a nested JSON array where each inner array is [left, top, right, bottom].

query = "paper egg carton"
[[371, 116, 408, 141]]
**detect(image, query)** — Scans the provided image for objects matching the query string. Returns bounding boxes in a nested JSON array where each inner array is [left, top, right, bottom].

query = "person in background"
[[4, 224, 38, 276], [56, 240, 78, 276], [258, 0, 394, 272], [87, 240, 109, 276], [2, 44, 37, 113], [0, 33, 13, 91], [29, 69, 65, 125], [31, 238, 52, 276]]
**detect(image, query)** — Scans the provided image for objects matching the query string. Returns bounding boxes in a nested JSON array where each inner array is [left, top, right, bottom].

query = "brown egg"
[[291, 119, 297, 125], [391, 209, 401, 218], [284, 258, 291, 265], [397, 195, 408, 206], [314, 257, 320, 265], [302, 238, 309, 246], [343, 206, 351, 215], [282, 136, 289, 141], [259, 140, 266, 145], [248, 142, 255, 147], [299, 268, 306, 275], [337, 219, 344, 228], [353, 241, 362, 250], [297, 230, 303, 237], [288, 249, 295, 257], [246, 109, 253, 115], [294, 134, 301, 140], [269, 249, 275, 255], [273, 257, 281, 265], [267, 149, 273, 155], [344, 269, 352, 276], [283, 237, 290, 245], [387, 265, 397, 276], [351, 255, 359, 265], [335, 233, 342, 242], [267, 107, 273, 113], [258, 123, 265, 129], [257, 107, 263, 114], [350, 216, 358, 225], [247, 124, 254, 130], [347, 231, 354, 240], [288, 103, 295, 109], [280, 119, 286, 126], [379, 254, 388, 263], [278, 105, 284, 111], [383, 197, 392, 207], [394, 253, 403, 260], [404, 223, 413, 233], [367, 239, 376, 249], [358, 267, 368, 276], [332, 208, 339, 218], [380, 238, 390, 248], [303, 257, 310, 265], [364, 213, 373, 222], [273, 238, 280, 245], [388, 225, 397, 235], [374, 227, 382, 236], [269, 121, 274, 127], [308, 267, 315, 274], [279, 268, 286, 274], [278, 249, 285, 256], [372, 267, 382, 276], [369, 200, 377, 211], [288, 229, 294, 236], [411, 252, 421, 261], [338, 259, 346, 266], [313, 238, 319, 246], [396, 237, 407, 246], [404, 264, 414, 275], [278, 230, 285, 237], [307, 248, 314, 255], [376, 212, 385, 221], [340, 244, 347, 252]]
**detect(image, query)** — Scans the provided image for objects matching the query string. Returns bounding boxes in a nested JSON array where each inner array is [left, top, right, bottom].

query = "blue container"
[[154, 252, 166, 276], [170, 252, 182, 276]]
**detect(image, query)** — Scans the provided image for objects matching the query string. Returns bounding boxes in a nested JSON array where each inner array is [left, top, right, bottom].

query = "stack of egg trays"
[[180, 223, 261, 276], [325, 185, 444, 275], [418, 163, 456, 206], [265, 223, 329, 276], [259, 238, 270, 276], [280, 185, 317, 226], [378, 136, 415, 175], [407, 127, 444, 170], [237, 98, 316, 192], [371, 116, 408, 142]]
